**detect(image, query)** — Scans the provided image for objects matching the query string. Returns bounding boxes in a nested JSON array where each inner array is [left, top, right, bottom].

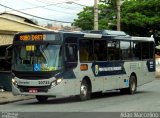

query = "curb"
[[0, 97, 34, 105]]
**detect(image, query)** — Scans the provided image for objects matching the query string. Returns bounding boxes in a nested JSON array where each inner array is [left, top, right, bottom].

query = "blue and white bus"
[[11, 30, 155, 102]]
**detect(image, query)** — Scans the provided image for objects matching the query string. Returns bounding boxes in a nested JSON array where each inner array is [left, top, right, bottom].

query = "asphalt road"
[[0, 79, 160, 118]]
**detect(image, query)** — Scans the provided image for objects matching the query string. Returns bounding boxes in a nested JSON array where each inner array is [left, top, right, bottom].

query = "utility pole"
[[116, 0, 121, 31], [94, 0, 98, 30]]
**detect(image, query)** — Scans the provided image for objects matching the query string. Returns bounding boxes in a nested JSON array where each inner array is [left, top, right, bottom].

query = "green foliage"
[[72, 7, 94, 30], [73, 4, 116, 30], [121, 0, 160, 36], [73, 0, 160, 36]]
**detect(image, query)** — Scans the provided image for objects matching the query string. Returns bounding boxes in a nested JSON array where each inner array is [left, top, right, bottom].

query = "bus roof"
[[15, 30, 154, 42], [89, 30, 128, 36], [131, 36, 154, 41], [84, 33, 102, 38]]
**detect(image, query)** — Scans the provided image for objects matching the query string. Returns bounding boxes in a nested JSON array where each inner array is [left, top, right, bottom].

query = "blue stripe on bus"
[[91, 61, 126, 76]]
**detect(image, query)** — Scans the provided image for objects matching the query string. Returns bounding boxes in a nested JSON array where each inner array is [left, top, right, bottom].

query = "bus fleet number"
[[38, 81, 50, 85]]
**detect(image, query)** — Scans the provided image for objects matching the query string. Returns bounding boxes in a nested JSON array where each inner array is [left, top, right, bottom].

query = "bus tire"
[[128, 75, 137, 94], [36, 96, 48, 103], [120, 75, 137, 94], [79, 79, 91, 101]]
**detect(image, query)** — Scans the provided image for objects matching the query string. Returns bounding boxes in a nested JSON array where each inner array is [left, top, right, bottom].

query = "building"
[[0, 12, 48, 46], [0, 12, 49, 91]]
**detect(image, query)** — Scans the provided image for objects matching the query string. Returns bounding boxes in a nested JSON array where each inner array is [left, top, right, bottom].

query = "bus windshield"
[[13, 44, 62, 72]]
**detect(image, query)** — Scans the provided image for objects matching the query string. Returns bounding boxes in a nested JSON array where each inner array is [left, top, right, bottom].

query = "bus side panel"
[[137, 60, 155, 86], [66, 59, 155, 96], [128, 60, 155, 87], [75, 63, 104, 94]]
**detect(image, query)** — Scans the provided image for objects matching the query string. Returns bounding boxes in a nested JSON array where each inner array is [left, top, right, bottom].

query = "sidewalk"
[[0, 91, 34, 105]]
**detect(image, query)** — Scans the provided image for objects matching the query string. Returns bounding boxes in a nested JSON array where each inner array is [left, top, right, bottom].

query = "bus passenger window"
[[107, 41, 120, 60], [94, 40, 107, 61], [133, 42, 141, 60], [141, 42, 151, 59], [80, 48, 89, 61], [79, 39, 93, 62], [120, 41, 131, 60]]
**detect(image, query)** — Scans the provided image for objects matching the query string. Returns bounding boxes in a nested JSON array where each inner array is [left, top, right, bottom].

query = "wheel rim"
[[131, 80, 136, 92], [81, 84, 87, 97]]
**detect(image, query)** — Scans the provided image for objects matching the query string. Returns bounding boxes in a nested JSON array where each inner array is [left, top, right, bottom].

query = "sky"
[[0, 0, 94, 26]]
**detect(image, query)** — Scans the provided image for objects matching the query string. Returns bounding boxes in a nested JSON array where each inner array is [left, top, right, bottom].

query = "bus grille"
[[18, 85, 51, 92]]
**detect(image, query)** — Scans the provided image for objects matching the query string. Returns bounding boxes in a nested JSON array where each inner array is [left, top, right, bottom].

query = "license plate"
[[29, 88, 38, 93]]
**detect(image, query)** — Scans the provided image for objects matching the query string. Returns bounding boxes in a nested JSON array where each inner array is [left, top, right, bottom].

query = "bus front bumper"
[[12, 80, 68, 97]]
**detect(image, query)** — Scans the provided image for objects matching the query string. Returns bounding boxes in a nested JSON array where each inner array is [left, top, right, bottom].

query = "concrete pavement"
[[0, 91, 34, 105]]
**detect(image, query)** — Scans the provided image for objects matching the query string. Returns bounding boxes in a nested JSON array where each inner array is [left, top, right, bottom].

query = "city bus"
[[11, 30, 155, 102]]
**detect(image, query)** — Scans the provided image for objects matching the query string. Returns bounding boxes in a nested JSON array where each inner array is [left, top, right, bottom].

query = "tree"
[[121, 0, 160, 36], [73, 4, 116, 30], [73, 0, 160, 36], [73, 7, 94, 30]]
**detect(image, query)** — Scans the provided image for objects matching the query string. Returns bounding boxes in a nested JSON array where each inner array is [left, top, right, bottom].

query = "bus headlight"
[[56, 78, 63, 84], [51, 78, 63, 87], [12, 79, 18, 87]]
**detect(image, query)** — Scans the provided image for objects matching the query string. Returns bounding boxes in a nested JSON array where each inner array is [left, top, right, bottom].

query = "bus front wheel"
[[79, 79, 91, 101], [36, 96, 48, 103]]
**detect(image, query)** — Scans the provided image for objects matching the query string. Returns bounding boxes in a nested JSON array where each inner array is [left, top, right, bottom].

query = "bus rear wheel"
[[79, 79, 91, 101], [120, 75, 137, 94], [36, 96, 48, 103], [129, 75, 137, 94]]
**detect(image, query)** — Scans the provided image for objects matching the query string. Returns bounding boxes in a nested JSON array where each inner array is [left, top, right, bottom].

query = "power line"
[[47, 3, 83, 11], [33, 0, 80, 5], [22, 1, 79, 12], [6, 1, 84, 16], [65, 1, 87, 7], [31, 0, 86, 11], [0, 3, 72, 23], [14, 2, 63, 11], [22, 0, 84, 11], [7, 2, 78, 15], [19, 5, 76, 15]]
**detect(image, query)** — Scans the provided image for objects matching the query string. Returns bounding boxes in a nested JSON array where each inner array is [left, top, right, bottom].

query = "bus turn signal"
[[80, 64, 88, 71]]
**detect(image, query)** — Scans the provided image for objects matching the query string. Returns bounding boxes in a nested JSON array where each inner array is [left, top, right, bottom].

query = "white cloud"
[[0, 0, 94, 26]]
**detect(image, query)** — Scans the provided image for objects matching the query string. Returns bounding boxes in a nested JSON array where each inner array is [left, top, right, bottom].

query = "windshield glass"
[[13, 44, 62, 72]]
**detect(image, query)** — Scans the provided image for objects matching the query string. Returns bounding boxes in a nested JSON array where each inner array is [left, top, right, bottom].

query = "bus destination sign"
[[19, 34, 46, 41]]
